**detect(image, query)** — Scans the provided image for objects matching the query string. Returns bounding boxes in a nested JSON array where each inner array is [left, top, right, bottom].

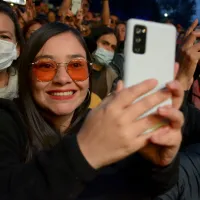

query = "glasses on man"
[[32, 57, 92, 82]]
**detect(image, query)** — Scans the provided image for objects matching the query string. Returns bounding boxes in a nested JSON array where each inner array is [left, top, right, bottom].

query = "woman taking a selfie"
[[0, 2, 24, 99], [0, 22, 183, 200]]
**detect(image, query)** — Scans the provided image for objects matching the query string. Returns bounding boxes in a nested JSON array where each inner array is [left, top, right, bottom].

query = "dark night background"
[[47, 0, 197, 28], [49, 0, 161, 21]]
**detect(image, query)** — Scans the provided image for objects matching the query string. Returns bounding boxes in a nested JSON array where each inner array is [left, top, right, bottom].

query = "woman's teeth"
[[50, 91, 74, 96]]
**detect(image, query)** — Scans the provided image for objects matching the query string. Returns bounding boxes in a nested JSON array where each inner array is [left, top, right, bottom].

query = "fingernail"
[[160, 87, 168, 91], [168, 81, 178, 89], [159, 108, 168, 114]]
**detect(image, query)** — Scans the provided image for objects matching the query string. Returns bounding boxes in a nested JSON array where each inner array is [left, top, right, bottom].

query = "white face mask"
[[0, 39, 18, 71], [93, 47, 114, 66]]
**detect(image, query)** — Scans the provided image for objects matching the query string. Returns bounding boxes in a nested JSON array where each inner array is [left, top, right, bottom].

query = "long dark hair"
[[18, 22, 92, 160], [0, 1, 24, 57]]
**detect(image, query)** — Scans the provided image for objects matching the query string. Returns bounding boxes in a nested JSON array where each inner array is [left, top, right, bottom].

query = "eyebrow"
[[35, 54, 86, 60], [67, 54, 85, 59], [101, 39, 117, 49], [0, 30, 14, 37], [101, 40, 110, 44]]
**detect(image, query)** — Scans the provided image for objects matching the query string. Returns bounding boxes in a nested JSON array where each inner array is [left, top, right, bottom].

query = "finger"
[[184, 19, 198, 39], [112, 79, 158, 108], [122, 88, 171, 121], [166, 80, 184, 109], [158, 107, 184, 129], [101, 81, 124, 105], [115, 80, 124, 93], [182, 31, 197, 50], [178, 50, 200, 77], [174, 63, 179, 79], [130, 131, 153, 152], [128, 117, 160, 146], [150, 127, 182, 149], [16, 8, 26, 21], [188, 42, 200, 52]]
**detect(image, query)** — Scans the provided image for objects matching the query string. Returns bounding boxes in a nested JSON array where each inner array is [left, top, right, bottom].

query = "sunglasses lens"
[[32, 59, 56, 82], [67, 59, 89, 81]]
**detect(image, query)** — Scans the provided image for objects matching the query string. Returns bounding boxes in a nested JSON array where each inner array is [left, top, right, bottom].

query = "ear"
[[16, 44, 20, 57]]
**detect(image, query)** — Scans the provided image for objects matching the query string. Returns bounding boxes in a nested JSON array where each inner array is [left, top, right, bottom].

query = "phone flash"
[[142, 29, 146, 33]]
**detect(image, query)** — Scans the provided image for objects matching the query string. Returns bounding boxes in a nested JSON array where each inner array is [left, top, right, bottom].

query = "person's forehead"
[[118, 24, 125, 28], [0, 13, 15, 36], [38, 32, 86, 58], [100, 34, 117, 44]]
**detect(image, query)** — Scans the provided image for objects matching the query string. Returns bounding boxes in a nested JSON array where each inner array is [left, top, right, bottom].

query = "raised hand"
[[17, 0, 36, 23], [176, 19, 200, 90], [77, 78, 181, 169]]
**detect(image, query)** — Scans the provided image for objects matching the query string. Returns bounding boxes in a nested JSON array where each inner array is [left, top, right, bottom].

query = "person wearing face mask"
[[0, 2, 24, 100], [85, 26, 120, 99]]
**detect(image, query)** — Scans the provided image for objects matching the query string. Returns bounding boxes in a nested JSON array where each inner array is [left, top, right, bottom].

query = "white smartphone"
[[71, 0, 82, 15], [124, 19, 176, 131], [3, 0, 26, 5]]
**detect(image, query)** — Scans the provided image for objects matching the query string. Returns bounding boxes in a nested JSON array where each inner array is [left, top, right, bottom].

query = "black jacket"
[[181, 91, 200, 148], [155, 93, 200, 200], [0, 98, 179, 200], [155, 144, 200, 200]]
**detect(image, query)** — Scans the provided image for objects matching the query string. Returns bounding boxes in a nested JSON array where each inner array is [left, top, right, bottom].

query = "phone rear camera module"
[[133, 25, 147, 54]]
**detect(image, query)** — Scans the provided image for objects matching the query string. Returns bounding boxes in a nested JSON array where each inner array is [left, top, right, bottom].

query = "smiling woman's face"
[[31, 32, 89, 116]]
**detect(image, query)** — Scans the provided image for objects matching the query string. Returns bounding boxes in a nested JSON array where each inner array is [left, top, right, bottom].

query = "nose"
[[52, 65, 73, 85]]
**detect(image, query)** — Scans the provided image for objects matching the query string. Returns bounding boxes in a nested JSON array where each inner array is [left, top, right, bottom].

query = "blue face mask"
[[93, 47, 114, 66]]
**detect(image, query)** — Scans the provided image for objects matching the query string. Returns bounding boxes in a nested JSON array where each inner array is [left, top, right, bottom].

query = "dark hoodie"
[[153, 92, 200, 200], [0, 98, 179, 200], [155, 144, 200, 200]]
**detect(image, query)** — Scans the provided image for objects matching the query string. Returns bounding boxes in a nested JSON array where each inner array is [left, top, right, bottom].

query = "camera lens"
[[134, 48, 141, 53], [135, 28, 142, 34], [135, 37, 142, 43]]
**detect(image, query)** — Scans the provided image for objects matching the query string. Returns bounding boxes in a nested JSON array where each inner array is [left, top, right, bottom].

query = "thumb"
[[115, 80, 124, 93]]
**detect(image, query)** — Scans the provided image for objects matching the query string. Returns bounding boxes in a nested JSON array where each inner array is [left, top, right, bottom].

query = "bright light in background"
[[164, 13, 168, 17]]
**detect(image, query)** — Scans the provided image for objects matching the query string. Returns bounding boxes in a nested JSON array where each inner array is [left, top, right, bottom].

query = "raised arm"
[[101, 0, 110, 26]]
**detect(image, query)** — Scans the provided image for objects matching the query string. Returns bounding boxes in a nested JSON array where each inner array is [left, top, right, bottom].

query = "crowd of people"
[[0, 0, 200, 199]]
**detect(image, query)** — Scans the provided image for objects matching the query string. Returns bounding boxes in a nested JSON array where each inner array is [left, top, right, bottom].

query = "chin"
[[48, 103, 80, 116]]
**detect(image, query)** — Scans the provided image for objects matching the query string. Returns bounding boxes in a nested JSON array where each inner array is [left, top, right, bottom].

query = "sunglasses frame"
[[31, 57, 93, 82]]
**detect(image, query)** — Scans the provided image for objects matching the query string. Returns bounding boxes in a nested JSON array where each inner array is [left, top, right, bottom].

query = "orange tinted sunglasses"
[[32, 57, 92, 82]]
